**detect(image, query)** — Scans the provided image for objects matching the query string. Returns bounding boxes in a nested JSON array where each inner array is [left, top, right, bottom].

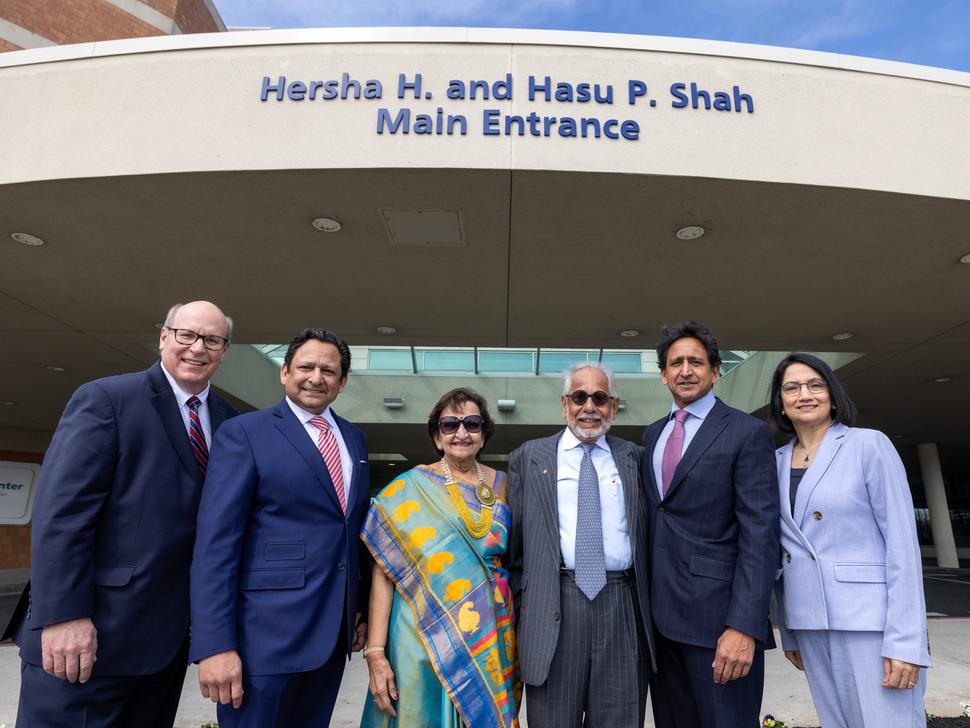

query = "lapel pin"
[[542, 468, 548, 475]]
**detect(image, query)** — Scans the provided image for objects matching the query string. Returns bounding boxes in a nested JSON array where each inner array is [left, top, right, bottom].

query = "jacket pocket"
[[265, 541, 305, 561], [240, 569, 305, 590], [689, 554, 733, 582], [833, 563, 886, 583], [94, 565, 134, 587]]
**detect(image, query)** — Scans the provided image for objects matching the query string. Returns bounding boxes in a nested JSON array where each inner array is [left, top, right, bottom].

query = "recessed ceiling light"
[[831, 332, 854, 341], [10, 232, 45, 246], [376, 326, 397, 335], [0, 400, 14, 406], [933, 377, 952, 383], [45, 365, 65, 372], [311, 217, 342, 233], [619, 329, 640, 338], [675, 225, 705, 241], [959, 253, 970, 264]]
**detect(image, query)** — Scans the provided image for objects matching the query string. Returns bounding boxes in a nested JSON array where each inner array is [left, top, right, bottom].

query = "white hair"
[[163, 302, 233, 340], [562, 361, 617, 397]]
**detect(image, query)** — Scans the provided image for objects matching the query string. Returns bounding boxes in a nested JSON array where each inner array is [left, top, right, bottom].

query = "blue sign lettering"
[[260, 71, 755, 141]]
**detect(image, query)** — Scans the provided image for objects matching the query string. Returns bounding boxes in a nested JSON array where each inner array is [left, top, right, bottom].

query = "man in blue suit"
[[7, 300, 238, 727], [642, 321, 779, 728], [190, 327, 370, 727]]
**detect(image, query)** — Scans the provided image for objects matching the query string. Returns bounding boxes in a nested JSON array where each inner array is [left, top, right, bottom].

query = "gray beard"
[[568, 421, 612, 442]]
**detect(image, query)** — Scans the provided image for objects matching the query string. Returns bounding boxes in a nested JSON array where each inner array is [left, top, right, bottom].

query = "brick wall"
[[0, 0, 223, 49], [0, 0, 161, 44], [174, 0, 221, 33], [0, 450, 43, 570]]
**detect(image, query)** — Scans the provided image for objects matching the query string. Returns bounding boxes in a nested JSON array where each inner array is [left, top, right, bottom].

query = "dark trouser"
[[526, 570, 648, 728], [650, 630, 765, 728], [216, 629, 347, 728], [17, 637, 189, 728]]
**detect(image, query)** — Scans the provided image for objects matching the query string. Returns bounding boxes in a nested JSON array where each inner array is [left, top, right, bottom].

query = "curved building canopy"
[[1, 28, 969, 456]]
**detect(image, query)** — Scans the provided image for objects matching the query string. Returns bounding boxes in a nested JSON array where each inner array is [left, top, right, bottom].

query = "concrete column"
[[917, 443, 959, 568]]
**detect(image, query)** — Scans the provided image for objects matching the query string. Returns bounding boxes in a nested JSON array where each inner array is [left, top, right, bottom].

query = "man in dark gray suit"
[[507, 362, 654, 728]]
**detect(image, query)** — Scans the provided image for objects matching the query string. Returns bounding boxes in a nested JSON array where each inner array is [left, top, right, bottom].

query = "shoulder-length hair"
[[768, 352, 858, 436]]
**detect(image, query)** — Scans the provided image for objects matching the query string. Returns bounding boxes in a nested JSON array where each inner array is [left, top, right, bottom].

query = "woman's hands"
[[882, 658, 920, 690], [784, 650, 804, 671], [366, 652, 398, 716]]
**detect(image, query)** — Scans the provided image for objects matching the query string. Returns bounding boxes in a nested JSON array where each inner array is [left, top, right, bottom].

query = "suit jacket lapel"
[[664, 399, 729, 499], [530, 434, 562, 561], [148, 363, 203, 486], [333, 412, 364, 512], [273, 400, 344, 513], [793, 424, 848, 526], [609, 436, 640, 560], [643, 420, 664, 505], [777, 444, 797, 530], [777, 443, 816, 552], [209, 394, 231, 433]]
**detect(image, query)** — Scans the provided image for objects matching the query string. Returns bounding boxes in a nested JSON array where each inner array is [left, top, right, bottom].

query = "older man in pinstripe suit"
[[507, 362, 654, 728]]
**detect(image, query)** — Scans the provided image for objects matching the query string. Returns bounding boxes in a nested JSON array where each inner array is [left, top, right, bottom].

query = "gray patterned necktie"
[[575, 443, 607, 600]]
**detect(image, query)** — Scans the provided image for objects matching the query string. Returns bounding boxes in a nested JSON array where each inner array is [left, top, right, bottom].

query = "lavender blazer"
[[775, 423, 930, 666]]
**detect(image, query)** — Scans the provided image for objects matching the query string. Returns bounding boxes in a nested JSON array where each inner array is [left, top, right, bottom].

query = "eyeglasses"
[[780, 379, 828, 397], [438, 415, 484, 435], [565, 390, 614, 407], [165, 327, 230, 351]]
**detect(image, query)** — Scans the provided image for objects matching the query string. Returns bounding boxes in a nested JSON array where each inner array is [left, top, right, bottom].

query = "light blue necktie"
[[575, 443, 607, 600]]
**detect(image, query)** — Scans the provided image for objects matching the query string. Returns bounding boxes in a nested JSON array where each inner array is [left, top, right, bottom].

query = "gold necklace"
[[795, 440, 822, 465], [441, 458, 494, 538]]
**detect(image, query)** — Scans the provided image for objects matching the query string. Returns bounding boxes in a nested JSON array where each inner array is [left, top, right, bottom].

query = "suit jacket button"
[[813, 511, 823, 520], [658, 506, 665, 513], [337, 562, 346, 571], [553, 611, 560, 622], [786, 553, 791, 563]]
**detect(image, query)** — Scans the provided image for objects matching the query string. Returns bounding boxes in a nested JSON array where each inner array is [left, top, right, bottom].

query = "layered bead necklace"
[[440, 457, 495, 538]]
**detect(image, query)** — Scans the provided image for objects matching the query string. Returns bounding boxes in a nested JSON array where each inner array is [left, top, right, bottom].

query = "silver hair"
[[163, 302, 233, 340], [562, 361, 617, 397]]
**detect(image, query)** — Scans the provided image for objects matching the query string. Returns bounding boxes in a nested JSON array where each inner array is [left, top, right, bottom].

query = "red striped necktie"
[[309, 416, 347, 514], [186, 395, 208, 476]]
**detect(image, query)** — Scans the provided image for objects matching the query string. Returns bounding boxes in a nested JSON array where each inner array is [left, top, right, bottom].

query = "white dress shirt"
[[652, 388, 717, 498], [285, 397, 354, 497], [160, 364, 213, 446], [557, 429, 632, 571]]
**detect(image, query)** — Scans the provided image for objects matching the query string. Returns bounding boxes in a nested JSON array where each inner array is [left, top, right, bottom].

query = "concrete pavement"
[[0, 620, 967, 727]]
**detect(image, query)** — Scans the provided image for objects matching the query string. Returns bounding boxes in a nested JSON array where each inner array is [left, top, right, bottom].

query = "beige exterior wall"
[[0, 29, 967, 201]]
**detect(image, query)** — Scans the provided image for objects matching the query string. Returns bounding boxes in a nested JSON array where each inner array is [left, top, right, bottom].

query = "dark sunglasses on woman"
[[438, 415, 485, 435]]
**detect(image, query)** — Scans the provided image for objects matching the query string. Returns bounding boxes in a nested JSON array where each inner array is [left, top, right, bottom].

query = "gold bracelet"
[[362, 645, 385, 658]]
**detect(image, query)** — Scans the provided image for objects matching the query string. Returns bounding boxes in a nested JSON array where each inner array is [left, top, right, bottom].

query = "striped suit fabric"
[[507, 432, 655, 728], [642, 397, 779, 728]]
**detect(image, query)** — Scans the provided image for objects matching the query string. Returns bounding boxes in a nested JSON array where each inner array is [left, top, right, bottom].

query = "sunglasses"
[[565, 390, 614, 407], [438, 415, 485, 435]]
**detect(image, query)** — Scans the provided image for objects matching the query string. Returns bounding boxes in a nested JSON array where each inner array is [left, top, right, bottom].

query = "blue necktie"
[[575, 443, 606, 600]]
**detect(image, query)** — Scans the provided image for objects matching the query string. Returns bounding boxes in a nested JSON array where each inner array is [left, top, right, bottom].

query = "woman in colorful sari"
[[360, 387, 521, 728]]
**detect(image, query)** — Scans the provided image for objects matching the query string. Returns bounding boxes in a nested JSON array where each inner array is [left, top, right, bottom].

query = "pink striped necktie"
[[309, 416, 347, 514], [186, 395, 208, 476], [661, 408, 689, 496]]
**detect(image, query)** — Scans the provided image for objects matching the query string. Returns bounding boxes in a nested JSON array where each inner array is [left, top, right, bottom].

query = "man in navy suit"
[[7, 300, 238, 727], [190, 327, 370, 727], [642, 321, 778, 728]]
